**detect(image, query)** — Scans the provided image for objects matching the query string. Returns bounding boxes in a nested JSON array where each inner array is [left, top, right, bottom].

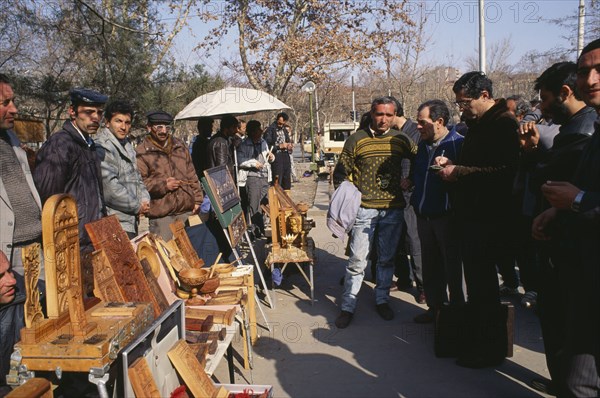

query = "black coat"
[[452, 99, 520, 223], [34, 121, 104, 249]]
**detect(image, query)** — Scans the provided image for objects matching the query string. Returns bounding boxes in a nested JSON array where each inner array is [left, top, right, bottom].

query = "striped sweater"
[[333, 128, 416, 209]]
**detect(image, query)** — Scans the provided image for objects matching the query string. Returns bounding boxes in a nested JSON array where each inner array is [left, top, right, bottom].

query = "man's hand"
[[435, 156, 453, 167], [192, 204, 200, 214], [400, 178, 413, 191], [255, 161, 264, 170], [267, 152, 275, 162], [437, 165, 458, 182], [541, 181, 580, 210], [519, 121, 540, 151], [166, 177, 180, 191], [532, 207, 558, 241], [139, 201, 150, 215]]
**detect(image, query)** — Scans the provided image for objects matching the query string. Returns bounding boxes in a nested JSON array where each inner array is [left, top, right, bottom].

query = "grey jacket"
[[0, 130, 42, 264], [95, 128, 150, 234], [327, 180, 361, 241]]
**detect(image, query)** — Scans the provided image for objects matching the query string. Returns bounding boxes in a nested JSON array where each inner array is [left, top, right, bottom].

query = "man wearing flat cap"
[[136, 110, 203, 240], [34, 88, 107, 252]]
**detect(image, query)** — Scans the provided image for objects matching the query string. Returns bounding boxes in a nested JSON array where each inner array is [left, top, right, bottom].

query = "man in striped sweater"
[[333, 96, 416, 328]]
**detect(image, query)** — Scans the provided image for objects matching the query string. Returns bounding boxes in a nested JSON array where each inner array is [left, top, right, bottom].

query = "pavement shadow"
[[253, 336, 379, 397]]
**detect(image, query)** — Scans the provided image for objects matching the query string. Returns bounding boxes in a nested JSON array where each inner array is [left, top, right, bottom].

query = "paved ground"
[[213, 164, 553, 398]]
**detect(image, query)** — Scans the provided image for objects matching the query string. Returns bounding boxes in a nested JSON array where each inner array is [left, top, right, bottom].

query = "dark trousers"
[[417, 214, 464, 308], [458, 219, 505, 360], [271, 151, 292, 190]]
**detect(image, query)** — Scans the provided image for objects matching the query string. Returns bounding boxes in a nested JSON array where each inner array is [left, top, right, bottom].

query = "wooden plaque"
[[85, 215, 162, 317], [22, 243, 44, 328], [91, 249, 126, 303], [42, 194, 83, 319], [168, 340, 216, 398], [203, 165, 239, 213], [169, 219, 204, 268], [227, 211, 246, 248], [128, 357, 160, 398], [140, 258, 170, 314]]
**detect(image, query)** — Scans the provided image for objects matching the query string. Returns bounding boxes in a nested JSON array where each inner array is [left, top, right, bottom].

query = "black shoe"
[[396, 280, 413, 291], [335, 311, 354, 329], [416, 291, 426, 304], [414, 309, 435, 324], [376, 303, 394, 321], [530, 377, 556, 396], [456, 354, 504, 369]]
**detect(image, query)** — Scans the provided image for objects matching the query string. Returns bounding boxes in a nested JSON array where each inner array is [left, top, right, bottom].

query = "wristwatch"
[[571, 190, 585, 212]]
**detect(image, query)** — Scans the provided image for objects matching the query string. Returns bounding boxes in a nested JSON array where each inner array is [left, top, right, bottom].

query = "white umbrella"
[[175, 87, 292, 120]]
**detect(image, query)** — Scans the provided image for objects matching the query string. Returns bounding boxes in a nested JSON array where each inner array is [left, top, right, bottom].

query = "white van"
[[322, 122, 359, 155]]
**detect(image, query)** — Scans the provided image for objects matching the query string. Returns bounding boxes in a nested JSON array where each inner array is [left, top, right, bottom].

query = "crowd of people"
[[0, 38, 598, 397], [332, 39, 599, 396]]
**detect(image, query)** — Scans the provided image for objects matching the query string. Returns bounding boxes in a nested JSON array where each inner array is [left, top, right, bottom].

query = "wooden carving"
[[169, 220, 204, 268], [136, 241, 161, 278], [41, 194, 84, 320], [85, 216, 162, 317], [22, 243, 44, 328], [128, 357, 160, 398], [140, 258, 169, 314], [168, 340, 217, 398], [91, 249, 126, 303]]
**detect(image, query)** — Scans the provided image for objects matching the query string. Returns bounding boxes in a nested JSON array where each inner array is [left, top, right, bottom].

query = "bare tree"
[[196, 0, 417, 99]]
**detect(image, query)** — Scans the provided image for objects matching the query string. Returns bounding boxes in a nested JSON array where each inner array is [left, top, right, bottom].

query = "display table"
[[265, 238, 316, 306]]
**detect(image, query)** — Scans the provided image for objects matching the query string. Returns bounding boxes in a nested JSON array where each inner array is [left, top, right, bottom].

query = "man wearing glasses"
[[435, 71, 520, 368], [136, 111, 203, 240]]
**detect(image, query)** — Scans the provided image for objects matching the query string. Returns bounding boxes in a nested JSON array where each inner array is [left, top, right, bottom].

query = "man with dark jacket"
[[207, 114, 237, 181], [191, 116, 214, 181], [136, 111, 203, 240], [437, 71, 520, 368], [409, 99, 465, 324], [532, 38, 600, 398], [263, 112, 293, 191], [34, 88, 108, 252], [519, 61, 597, 395]]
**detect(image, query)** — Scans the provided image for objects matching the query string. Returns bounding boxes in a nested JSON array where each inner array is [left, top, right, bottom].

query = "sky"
[[168, 0, 590, 79]]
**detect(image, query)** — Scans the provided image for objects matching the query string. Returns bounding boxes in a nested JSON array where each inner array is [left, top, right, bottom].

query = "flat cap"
[[70, 88, 108, 105], [146, 110, 174, 125]]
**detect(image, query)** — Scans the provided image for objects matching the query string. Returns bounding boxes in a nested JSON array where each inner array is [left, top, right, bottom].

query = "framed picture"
[[203, 165, 239, 213], [227, 211, 246, 248]]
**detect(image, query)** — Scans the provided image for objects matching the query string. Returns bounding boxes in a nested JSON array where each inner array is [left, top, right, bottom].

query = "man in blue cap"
[[34, 88, 107, 270], [136, 110, 203, 240]]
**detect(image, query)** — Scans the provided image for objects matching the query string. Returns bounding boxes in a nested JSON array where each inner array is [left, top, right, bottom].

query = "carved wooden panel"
[[169, 220, 204, 268], [85, 216, 162, 317], [128, 357, 160, 398], [91, 249, 126, 303], [41, 194, 84, 320], [168, 340, 216, 398], [140, 258, 169, 314], [22, 243, 44, 328]]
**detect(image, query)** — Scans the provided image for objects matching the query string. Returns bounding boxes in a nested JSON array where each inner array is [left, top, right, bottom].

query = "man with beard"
[[522, 61, 597, 395], [34, 88, 108, 252]]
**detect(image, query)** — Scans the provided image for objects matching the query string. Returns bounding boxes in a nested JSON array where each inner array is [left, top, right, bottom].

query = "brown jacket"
[[136, 136, 203, 219]]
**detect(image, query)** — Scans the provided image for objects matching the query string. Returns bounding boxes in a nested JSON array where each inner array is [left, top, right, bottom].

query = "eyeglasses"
[[455, 98, 475, 108], [152, 124, 172, 131]]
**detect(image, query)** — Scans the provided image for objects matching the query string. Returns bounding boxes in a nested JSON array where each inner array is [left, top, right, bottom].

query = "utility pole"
[[479, 0, 486, 73]]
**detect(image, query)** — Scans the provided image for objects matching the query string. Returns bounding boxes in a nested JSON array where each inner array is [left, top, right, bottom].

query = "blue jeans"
[[341, 207, 404, 312]]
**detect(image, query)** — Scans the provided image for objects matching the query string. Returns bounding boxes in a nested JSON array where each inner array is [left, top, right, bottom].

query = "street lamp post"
[[301, 81, 317, 171]]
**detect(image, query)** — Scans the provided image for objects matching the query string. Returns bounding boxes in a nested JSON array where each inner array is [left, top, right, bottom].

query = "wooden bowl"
[[211, 263, 236, 275], [199, 276, 220, 294], [179, 268, 209, 287]]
